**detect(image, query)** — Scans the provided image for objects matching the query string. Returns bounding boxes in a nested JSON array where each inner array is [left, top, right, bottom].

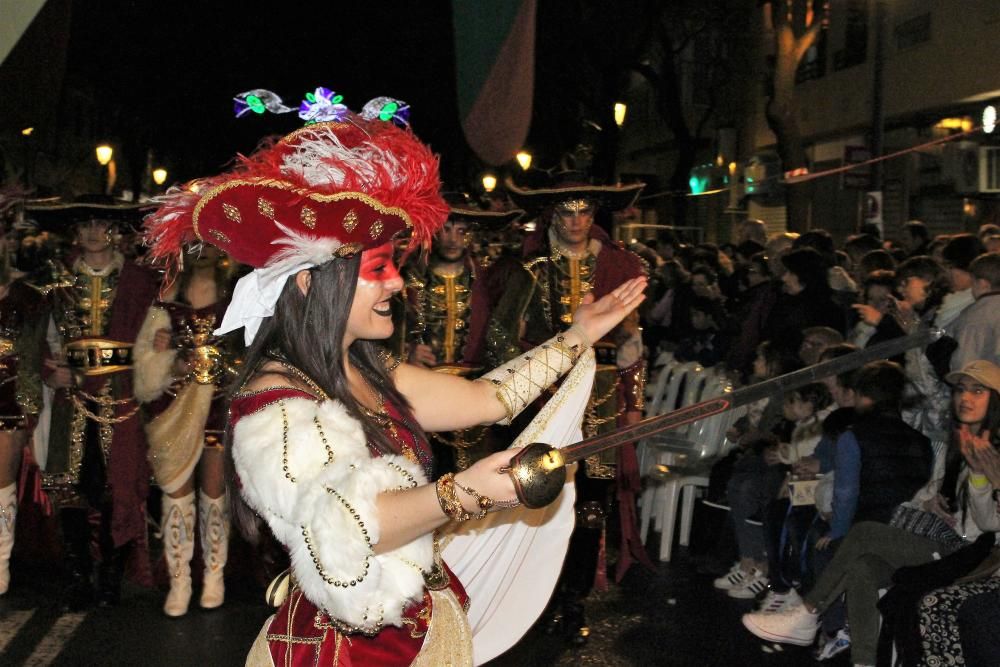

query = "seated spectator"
[[675, 296, 726, 367], [845, 234, 884, 283], [857, 249, 897, 282], [765, 232, 799, 277], [690, 264, 724, 302], [645, 259, 694, 348], [798, 326, 844, 367], [947, 252, 1000, 370], [723, 252, 778, 382], [900, 220, 931, 258], [763, 247, 847, 354], [743, 361, 1000, 667], [758, 383, 835, 612], [937, 233, 983, 329]]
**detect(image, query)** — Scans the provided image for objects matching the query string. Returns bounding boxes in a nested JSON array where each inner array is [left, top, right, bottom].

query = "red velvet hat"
[[144, 118, 449, 275]]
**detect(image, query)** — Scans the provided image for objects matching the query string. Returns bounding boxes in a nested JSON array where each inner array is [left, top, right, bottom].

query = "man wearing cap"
[[465, 176, 649, 646], [29, 196, 159, 610], [403, 197, 522, 471]]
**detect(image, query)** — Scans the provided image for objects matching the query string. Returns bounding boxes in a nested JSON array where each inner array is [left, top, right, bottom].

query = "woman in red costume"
[[144, 111, 645, 666]]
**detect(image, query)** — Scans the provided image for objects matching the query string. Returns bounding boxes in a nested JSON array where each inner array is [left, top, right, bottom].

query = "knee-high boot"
[[0, 483, 16, 594], [198, 491, 228, 609], [162, 492, 196, 617]]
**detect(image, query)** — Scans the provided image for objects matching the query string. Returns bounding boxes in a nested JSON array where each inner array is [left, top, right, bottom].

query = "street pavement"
[[0, 545, 851, 666]]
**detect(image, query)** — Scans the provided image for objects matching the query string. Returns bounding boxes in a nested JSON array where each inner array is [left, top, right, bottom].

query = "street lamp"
[[96, 145, 113, 166], [515, 151, 532, 170], [983, 105, 997, 134], [482, 174, 497, 193], [614, 102, 627, 127], [21, 127, 33, 136], [152, 168, 168, 186]]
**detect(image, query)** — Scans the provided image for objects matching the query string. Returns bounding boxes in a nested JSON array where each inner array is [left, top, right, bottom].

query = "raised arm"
[[393, 276, 647, 432]]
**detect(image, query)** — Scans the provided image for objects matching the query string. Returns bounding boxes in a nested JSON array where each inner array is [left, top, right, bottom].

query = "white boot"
[[162, 492, 196, 617], [198, 491, 229, 610], [0, 483, 16, 595]]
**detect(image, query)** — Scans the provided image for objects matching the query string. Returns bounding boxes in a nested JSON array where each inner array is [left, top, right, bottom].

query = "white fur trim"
[[232, 397, 433, 631], [133, 306, 177, 402]]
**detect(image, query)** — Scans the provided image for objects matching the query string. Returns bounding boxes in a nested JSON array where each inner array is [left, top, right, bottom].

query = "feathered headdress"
[[144, 106, 448, 343]]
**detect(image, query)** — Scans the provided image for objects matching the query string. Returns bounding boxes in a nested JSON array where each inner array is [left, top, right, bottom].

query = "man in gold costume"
[[30, 197, 159, 611], [464, 176, 650, 646], [404, 195, 522, 471]]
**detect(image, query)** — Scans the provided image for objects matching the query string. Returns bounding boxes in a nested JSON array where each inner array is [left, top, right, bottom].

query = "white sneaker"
[[742, 605, 819, 646], [713, 563, 747, 590], [814, 627, 851, 661], [757, 587, 803, 612], [728, 568, 769, 599]]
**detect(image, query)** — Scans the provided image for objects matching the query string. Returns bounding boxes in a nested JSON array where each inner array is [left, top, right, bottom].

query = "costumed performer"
[[143, 114, 646, 666], [403, 193, 523, 471], [463, 172, 650, 646], [29, 196, 159, 610], [0, 193, 49, 594], [134, 243, 238, 616]]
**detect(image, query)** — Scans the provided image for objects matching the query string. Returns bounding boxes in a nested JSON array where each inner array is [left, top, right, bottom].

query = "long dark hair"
[[224, 255, 419, 542], [942, 388, 1000, 514]]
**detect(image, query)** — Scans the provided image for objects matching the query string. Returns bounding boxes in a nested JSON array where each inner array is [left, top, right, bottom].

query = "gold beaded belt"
[[64, 339, 134, 376]]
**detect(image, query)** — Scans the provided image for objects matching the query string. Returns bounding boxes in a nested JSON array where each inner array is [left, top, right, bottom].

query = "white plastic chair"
[[639, 368, 747, 560]]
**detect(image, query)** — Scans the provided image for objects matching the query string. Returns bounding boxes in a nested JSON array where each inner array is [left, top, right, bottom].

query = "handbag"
[[888, 505, 967, 553]]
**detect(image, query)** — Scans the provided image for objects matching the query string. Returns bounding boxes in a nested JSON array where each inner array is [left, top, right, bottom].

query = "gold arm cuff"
[[478, 333, 579, 426]]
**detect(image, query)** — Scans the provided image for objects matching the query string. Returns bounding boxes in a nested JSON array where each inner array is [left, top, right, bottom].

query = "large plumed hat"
[[143, 116, 449, 343]]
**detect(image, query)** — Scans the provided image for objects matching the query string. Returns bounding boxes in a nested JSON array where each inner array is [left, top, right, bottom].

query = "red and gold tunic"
[[230, 387, 469, 666]]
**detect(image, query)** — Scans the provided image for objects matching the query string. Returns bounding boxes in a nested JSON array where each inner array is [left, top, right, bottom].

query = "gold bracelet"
[[435, 473, 472, 522], [454, 478, 521, 516], [452, 479, 493, 520]]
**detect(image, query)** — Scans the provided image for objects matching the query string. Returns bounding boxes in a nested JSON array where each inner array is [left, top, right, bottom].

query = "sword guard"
[[506, 442, 567, 509]]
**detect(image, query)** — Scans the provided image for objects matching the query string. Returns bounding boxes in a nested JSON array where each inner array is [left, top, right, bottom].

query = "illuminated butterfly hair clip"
[[233, 87, 410, 127]]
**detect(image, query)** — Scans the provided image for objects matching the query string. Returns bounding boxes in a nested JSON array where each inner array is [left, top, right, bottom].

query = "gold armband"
[[478, 333, 582, 425]]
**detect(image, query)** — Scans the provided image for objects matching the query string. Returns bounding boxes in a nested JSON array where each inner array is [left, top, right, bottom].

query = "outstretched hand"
[[571, 277, 647, 346]]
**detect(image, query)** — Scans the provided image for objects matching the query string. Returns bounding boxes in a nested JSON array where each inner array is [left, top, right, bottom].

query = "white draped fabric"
[[441, 350, 596, 665]]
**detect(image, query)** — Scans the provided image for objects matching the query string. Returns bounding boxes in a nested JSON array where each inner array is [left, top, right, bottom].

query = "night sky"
[[61, 1, 471, 183], [27, 0, 620, 194]]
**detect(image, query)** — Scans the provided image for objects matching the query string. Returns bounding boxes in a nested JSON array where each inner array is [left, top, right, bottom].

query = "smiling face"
[[952, 377, 991, 428], [345, 243, 403, 344]]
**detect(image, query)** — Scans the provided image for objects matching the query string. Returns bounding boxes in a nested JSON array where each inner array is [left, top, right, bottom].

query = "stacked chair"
[[637, 356, 745, 561]]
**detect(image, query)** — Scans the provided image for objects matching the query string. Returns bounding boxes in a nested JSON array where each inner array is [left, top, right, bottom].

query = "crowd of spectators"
[[634, 218, 1000, 667]]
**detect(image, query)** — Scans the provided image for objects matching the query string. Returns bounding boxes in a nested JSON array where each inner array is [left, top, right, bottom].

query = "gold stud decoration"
[[222, 203, 242, 223], [209, 229, 230, 244], [370, 220, 384, 238], [258, 197, 275, 219], [343, 209, 359, 232], [300, 206, 317, 229]]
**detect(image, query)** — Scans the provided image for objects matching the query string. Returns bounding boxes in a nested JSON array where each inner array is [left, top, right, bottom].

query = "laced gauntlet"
[[479, 334, 581, 425]]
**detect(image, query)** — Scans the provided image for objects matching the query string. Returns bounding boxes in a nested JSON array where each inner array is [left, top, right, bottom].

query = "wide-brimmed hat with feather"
[[143, 114, 449, 344]]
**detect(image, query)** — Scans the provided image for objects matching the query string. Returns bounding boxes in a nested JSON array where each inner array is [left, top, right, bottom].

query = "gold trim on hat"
[[191, 178, 413, 242]]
